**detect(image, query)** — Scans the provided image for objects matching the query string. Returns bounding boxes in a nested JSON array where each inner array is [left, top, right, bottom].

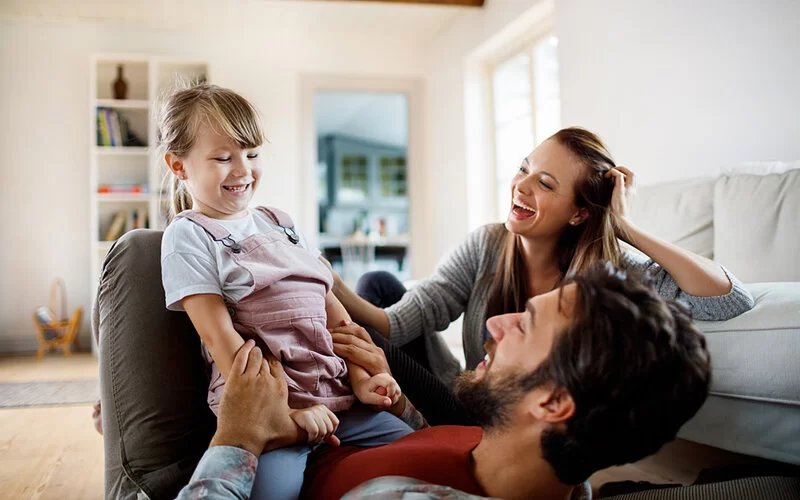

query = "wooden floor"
[[0, 353, 777, 499], [0, 353, 103, 500]]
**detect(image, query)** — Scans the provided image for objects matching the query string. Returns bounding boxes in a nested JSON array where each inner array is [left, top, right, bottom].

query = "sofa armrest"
[[98, 229, 215, 500]]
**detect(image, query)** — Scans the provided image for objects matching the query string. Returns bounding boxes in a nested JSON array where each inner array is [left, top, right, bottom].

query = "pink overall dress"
[[175, 207, 356, 414]]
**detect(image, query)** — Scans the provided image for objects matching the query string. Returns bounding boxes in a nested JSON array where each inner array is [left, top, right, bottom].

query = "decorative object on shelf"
[[31, 278, 83, 359], [97, 183, 149, 194], [113, 64, 128, 100]]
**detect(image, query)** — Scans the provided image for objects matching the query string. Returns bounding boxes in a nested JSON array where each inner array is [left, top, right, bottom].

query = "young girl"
[[157, 84, 416, 500]]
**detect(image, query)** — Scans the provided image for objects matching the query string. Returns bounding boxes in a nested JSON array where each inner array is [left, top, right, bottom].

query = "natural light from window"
[[493, 34, 560, 220]]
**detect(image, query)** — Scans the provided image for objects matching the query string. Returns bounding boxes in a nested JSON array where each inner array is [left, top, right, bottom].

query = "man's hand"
[[209, 340, 298, 456], [289, 405, 341, 447]]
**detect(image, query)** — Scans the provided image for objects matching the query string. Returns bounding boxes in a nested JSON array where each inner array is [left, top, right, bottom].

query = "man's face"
[[454, 284, 577, 428]]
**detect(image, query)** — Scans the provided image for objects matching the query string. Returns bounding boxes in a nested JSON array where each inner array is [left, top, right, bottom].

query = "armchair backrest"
[[95, 229, 215, 499]]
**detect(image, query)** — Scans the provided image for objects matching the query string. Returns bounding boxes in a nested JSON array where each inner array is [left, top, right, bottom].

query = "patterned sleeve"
[[174, 446, 258, 500], [341, 477, 498, 500], [343, 477, 592, 500], [621, 251, 755, 321]]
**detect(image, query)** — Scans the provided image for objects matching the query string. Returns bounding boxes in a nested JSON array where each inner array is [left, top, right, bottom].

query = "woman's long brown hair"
[[486, 127, 620, 318]]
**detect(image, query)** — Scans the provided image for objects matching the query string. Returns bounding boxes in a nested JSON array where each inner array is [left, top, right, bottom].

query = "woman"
[[330, 127, 753, 425]]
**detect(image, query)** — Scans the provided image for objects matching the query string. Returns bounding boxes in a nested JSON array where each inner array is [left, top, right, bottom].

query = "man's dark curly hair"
[[528, 262, 711, 484]]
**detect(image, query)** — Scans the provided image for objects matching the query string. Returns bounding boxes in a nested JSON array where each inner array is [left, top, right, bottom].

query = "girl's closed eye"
[[247, 152, 259, 159], [539, 179, 553, 190], [214, 156, 232, 163]]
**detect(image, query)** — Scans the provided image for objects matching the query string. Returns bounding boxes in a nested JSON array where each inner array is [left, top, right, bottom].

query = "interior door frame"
[[299, 74, 424, 278]]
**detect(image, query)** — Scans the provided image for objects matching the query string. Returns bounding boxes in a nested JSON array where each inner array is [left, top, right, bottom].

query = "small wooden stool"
[[32, 279, 83, 359]]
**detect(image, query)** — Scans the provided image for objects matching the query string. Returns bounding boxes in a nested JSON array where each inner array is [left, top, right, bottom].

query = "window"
[[492, 34, 561, 219]]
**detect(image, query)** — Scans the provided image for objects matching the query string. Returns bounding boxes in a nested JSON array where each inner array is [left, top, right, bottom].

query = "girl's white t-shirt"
[[161, 208, 319, 311]]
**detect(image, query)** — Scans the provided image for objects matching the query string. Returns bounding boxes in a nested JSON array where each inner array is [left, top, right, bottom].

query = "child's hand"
[[353, 372, 401, 409], [289, 405, 341, 447]]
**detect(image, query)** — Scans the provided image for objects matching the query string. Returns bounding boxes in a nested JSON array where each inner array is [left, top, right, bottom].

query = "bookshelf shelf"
[[90, 54, 209, 353], [96, 194, 150, 202], [95, 98, 149, 110], [94, 146, 149, 156]]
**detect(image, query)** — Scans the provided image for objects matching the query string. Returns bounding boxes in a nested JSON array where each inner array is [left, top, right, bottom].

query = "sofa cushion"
[[629, 178, 715, 258], [695, 283, 800, 407], [97, 229, 215, 500], [713, 168, 800, 282], [687, 283, 800, 464]]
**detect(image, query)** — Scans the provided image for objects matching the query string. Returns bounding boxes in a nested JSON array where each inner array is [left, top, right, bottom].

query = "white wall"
[[0, 15, 429, 352], [420, 0, 546, 275], [556, 0, 800, 184], [421, 0, 800, 278]]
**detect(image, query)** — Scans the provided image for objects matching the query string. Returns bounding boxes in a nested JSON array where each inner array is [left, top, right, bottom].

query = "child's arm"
[[185, 293, 340, 446], [182, 294, 245, 381], [325, 292, 396, 409]]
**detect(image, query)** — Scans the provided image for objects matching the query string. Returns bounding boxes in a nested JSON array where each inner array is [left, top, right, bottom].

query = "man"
[[304, 263, 711, 499], [178, 263, 711, 499]]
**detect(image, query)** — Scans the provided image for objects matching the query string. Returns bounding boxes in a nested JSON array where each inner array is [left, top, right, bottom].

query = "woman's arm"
[[326, 266, 391, 337], [609, 167, 731, 296], [182, 293, 245, 380], [324, 226, 487, 345]]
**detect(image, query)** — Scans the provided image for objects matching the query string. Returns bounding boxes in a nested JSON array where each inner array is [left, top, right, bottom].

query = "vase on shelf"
[[112, 64, 128, 100]]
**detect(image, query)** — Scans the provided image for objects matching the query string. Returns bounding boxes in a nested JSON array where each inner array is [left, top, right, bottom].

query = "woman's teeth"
[[224, 184, 249, 193], [513, 199, 536, 213]]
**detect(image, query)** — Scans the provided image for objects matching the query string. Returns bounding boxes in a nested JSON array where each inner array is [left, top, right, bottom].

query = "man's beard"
[[454, 366, 546, 430]]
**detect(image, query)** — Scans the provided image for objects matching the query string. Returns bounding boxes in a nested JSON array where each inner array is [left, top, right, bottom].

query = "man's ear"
[[569, 207, 589, 227], [165, 152, 186, 179], [531, 387, 575, 424]]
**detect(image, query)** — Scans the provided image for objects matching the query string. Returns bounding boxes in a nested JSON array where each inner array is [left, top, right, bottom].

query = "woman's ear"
[[569, 207, 589, 226], [165, 152, 187, 180]]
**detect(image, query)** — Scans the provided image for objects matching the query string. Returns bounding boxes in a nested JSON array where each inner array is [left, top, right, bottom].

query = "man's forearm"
[[175, 446, 257, 500]]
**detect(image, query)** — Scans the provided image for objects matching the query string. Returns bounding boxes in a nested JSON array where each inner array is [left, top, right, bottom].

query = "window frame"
[[488, 26, 559, 221]]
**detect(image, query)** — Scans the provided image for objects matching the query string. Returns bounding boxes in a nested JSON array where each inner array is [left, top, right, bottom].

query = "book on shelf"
[[95, 107, 146, 147], [103, 209, 149, 241], [97, 183, 149, 194]]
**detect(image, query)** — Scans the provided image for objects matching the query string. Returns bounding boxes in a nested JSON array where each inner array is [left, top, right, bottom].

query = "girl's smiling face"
[[167, 123, 262, 220]]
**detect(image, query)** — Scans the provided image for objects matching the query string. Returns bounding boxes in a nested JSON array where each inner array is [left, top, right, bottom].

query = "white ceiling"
[[315, 90, 408, 147], [0, 0, 465, 42]]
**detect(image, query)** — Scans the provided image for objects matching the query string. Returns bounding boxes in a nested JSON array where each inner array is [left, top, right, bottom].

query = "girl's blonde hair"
[[156, 83, 265, 220]]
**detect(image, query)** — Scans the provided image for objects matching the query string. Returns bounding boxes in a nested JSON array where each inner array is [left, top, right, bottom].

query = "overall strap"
[[255, 206, 300, 244], [174, 210, 241, 251]]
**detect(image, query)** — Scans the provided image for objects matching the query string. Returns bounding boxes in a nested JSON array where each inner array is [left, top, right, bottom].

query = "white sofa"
[[628, 164, 800, 465]]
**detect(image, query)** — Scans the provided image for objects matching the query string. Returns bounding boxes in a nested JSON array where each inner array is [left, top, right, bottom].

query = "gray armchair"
[[95, 229, 215, 499]]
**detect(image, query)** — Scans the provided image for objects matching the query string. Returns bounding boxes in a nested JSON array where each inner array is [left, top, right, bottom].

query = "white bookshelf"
[[89, 55, 209, 351]]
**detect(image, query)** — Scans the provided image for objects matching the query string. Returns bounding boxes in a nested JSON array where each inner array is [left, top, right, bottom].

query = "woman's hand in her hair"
[[605, 166, 637, 240], [331, 322, 392, 377]]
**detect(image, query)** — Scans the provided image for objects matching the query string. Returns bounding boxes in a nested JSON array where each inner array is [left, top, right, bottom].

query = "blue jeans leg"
[[251, 445, 313, 500], [334, 404, 414, 447], [355, 271, 407, 308]]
